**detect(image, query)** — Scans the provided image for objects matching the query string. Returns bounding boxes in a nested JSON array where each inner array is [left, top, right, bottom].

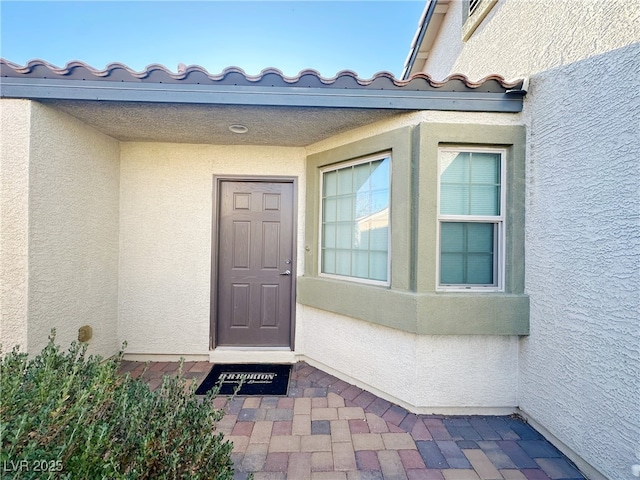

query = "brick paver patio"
[[119, 360, 585, 480]]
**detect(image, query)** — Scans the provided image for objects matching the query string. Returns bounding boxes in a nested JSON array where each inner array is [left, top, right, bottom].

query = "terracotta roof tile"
[[0, 59, 524, 92]]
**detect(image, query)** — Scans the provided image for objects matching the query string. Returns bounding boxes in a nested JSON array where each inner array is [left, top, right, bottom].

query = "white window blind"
[[469, 0, 482, 15], [438, 149, 504, 290]]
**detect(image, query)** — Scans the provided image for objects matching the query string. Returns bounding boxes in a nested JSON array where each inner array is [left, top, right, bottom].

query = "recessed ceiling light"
[[229, 124, 248, 134]]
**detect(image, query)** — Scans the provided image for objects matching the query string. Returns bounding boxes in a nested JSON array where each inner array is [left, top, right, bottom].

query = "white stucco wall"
[[1, 99, 31, 351], [421, 1, 640, 478], [26, 102, 121, 358], [519, 43, 639, 480], [118, 143, 306, 356], [300, 305, 519, 414]]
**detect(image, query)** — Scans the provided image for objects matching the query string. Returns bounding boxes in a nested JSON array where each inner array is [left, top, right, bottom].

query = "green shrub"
[[0, 332, 234, 479]]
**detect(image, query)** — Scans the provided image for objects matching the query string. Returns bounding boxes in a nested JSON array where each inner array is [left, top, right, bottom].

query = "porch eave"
[[1, 77, 524, 113]]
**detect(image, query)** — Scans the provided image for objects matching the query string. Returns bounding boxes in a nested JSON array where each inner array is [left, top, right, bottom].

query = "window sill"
[[319, 272, 390, 288], [437, 286, 504, 293], [297, 276, 529, 336]]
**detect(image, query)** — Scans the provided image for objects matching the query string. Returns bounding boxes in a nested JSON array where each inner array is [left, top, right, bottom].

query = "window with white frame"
[[320, 154, 391, 284], [438, 148, 505, 290]]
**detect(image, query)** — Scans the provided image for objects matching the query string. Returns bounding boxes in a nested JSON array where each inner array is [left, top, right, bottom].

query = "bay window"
[[300, 124, 528, 335]]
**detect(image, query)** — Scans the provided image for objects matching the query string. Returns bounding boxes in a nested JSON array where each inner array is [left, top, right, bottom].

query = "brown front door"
[[215, 180, 295, 347]]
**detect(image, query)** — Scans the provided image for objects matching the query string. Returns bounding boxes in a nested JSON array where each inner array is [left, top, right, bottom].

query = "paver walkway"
[[119, 360, 585, 480]]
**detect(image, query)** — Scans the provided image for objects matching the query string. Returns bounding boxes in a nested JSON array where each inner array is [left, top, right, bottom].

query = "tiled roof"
[[0, 59, 524, 92]]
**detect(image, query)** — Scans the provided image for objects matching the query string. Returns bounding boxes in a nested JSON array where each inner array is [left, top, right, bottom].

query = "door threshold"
[[210, 347, 297, 364]]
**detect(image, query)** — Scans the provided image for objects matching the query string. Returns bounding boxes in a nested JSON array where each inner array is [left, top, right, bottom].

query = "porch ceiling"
[[37, 100, 406, 146]]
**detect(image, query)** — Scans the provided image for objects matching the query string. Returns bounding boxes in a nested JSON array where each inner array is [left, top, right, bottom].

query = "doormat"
[[195, 363, 291, 396]]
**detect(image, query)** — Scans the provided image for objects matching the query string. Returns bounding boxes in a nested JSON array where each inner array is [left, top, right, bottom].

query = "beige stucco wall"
[[306, 109, 522, 156], [28, 102, 121, 358], [423, 0, 640, 81], [1, 99, 31, 351], [421, 1, 640, 478], [0, 100, 121, 358], [118, 143, 306, 356]]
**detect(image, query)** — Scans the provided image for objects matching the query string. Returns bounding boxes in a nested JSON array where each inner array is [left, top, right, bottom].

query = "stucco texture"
[[424, 0, 640, 82], [0, 100, 121, 358], [118, 143, 306, 355], [421, 1, 640, 478], [519, 44, 639, 480], [28, 103, 121, 358], [298, 305, 518, 413], [1, 100, 30, 350]]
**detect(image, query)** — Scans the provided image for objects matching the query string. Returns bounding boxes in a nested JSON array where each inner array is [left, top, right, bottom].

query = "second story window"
[[463, 0, 498, 41], [469, 0, 482, 15]]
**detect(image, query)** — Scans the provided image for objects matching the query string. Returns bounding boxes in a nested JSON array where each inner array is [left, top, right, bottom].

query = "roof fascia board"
[[402, 0, 439, 80], [0, 77, 523, 113]]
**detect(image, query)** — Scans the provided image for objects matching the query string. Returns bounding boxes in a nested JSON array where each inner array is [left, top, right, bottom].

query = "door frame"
[[210, 175, 298, 350]]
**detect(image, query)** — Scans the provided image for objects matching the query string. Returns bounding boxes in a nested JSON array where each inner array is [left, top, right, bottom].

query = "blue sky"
[[0, 1, 425, 78]]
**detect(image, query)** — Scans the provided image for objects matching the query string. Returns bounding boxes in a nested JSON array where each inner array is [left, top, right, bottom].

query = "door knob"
[[280, 270, 291, 276]]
